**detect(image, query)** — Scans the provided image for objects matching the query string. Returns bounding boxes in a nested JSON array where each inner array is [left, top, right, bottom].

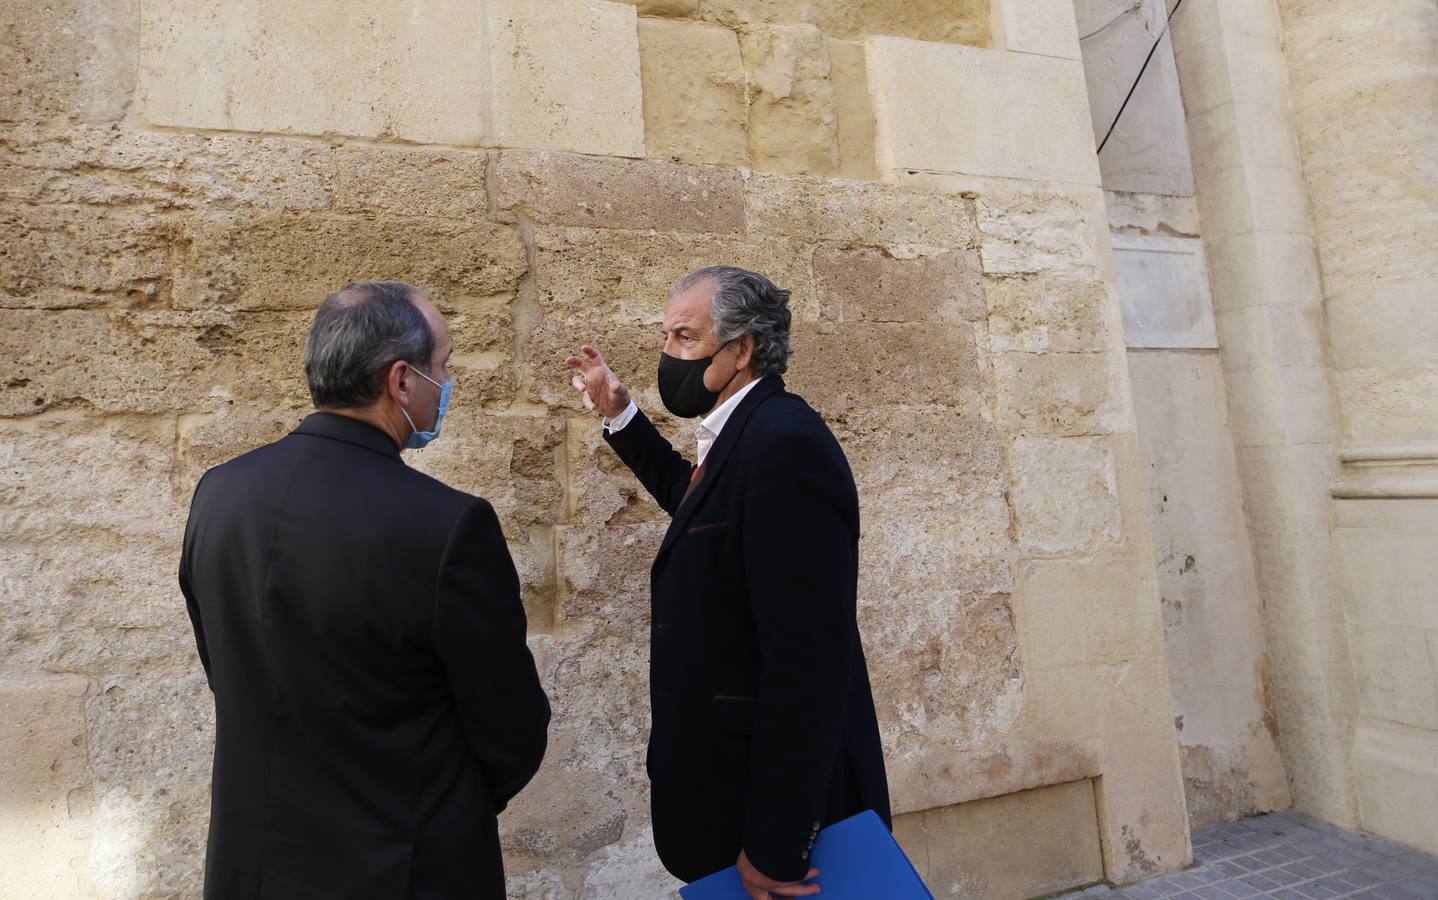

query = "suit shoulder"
[[749, 389, 837, 446]]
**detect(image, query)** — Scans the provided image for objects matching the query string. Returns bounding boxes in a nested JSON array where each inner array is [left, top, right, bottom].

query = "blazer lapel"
[[656, 376, 784, 562]]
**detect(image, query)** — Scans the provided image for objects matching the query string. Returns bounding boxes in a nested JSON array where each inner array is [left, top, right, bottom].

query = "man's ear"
[[385, 359, 413, 408], [734, 333, 756, 372]]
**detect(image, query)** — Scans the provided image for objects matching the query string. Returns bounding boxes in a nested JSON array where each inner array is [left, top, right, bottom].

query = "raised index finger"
[[564, 354, 593, 374]]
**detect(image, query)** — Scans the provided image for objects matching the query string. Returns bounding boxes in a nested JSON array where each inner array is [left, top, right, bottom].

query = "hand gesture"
[[565, 345, 631, 419], [737, 850, 820, 899]]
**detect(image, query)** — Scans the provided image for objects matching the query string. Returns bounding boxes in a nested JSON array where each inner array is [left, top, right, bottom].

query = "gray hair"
[[670, 266, 793, 376], [303, 281, 434, 409]]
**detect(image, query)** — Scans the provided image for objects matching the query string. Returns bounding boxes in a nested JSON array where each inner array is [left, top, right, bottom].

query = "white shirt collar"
[[696, 376, 765, 466]]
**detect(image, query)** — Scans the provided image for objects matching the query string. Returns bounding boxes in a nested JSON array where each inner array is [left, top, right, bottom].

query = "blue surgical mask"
[[400, 365, 453, 450]]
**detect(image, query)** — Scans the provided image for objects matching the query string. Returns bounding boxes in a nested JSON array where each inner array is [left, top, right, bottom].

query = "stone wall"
[[0, 0, 1192, 896], [1074, 0, 1292, 828], [1277, 0, 1438, 855]]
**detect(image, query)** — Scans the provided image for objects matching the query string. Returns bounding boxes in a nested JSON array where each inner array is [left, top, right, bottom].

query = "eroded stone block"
[[744, 174, 977, 248], [814, 245, 984, 323], [495, 152, 745, 234], [638, 19, 747, 167], [985, 277, 1110, 353], [867, 38, 1100, 184], [740, 24, 838, 175], [171, 213, 527, 310], [333, 146, 487, 220], [1009, 436, 1123, 555]]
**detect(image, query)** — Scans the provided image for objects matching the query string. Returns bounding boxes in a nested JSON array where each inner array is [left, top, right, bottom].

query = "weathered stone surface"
[[740, 24, 838, 175], [867, 38, 1100, 185], [487, 0, 646, 157], [785, 323, 983, 416], [0, 415, 192, 680], [895, 780, 1103, 899], [0, 205, 170, 309], [137, 0, 492, 144], [825, 38, 878, 181], [0, 0, 138, 124], [1009, 436, 1123, 555], [0, 127, 335, 211], [0, 675, 97, 897], [171, 213, 527, 310], [744, 173, 977, 248], [985, 277, 1110, 353], [501, 624, 664, 892], [637, 19, 748, 167], [699, 0, 990, 46], [333, 146, 487, 220], [975, 186, 1100, 279], [495, 151, 745, 234], [814, 245, 984, 323], [992, 351, 1126, 437], [994, 0, 1081, 59]]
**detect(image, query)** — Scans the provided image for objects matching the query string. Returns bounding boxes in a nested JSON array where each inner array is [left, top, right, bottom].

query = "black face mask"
[[658, 341, 735, 419]]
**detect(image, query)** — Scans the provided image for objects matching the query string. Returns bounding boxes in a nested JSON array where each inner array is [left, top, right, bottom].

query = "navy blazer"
[[604, 376, 891, 883], [180, 412, 550, 899]]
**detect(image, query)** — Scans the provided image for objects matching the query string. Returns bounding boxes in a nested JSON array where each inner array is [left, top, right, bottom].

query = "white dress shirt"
[[604, 377, 766, 467]]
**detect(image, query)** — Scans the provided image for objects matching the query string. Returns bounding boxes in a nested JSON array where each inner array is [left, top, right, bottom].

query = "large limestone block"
[[973, 187, 1100, 280], [1013, 554, 1162, 670], [171, 213, 527, 310], [1348, 621, 1438, 731], [1353, 721, 1438, 856], [825, 38, 878, 180], [489, 0, 646, 157], [0, 0, 137, 124], [743, 174, 977, 249], [0, 415, 191, 677], [333, 146, 487, 220], [993, 0, 1081, 59], [138, 0, 490, 143], [1009, 436, 1123, 556], [984, 277, 1111, 353], [814, 245, 984, 323], [137, 0, 645, 155], [992, 351, 1127, 437], [699, 0, 990, 47], [494, 152, 745, 234], [740, 24, 838, 175], [866, 37, 1101, 185], [894, 780, 1104, 900], [785, 323, 983, 416], [637, 19, 748, 167], [0, 205, 169, 310], [0, 676, 96, 898], [0, 126, 334, 213]]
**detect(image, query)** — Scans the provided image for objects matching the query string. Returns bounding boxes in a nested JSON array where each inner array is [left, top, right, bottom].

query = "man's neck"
[[703, 370, 759, 419], [328, 404, 408, 450]]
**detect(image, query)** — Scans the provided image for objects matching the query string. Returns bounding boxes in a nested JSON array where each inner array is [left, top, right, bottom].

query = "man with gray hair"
[[181, 281, 549, 898], [567, 266, 891, 898]]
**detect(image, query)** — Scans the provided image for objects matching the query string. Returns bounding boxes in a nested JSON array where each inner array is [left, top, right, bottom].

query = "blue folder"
[[679, 810, 933, 899]]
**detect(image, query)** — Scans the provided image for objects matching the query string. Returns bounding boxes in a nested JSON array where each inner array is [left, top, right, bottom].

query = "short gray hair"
[[303, 281, 434, 409], [671, 266, 793, 377]]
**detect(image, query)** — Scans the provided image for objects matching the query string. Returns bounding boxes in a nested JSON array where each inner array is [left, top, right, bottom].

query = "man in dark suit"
[[566, 266, 890, 898], [181, 281, 550, 899]]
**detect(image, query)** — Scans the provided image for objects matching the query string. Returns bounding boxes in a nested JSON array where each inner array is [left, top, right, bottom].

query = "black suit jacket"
[[604, 376, 891, 883], [180, 412, 550, 899]]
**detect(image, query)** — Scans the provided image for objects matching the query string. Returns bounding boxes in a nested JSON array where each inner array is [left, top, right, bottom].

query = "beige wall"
[[0, 0, 1195, 897], [1076, 0, 1291, 827], [1277, 0, 1438, 855]]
